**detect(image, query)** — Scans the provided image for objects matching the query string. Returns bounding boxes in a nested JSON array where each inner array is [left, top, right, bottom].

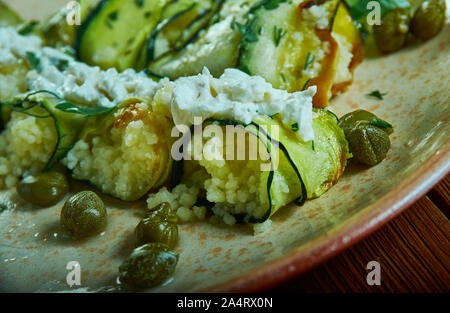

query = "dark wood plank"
[[428, 176, 450, 219], [269, 195, 450, 293]]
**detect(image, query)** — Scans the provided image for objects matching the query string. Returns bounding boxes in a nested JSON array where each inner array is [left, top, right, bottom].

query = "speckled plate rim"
[[204, 142, 450, 292]]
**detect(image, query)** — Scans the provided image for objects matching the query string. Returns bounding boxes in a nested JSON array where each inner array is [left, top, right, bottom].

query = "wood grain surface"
[[269, 176, 450, 293]]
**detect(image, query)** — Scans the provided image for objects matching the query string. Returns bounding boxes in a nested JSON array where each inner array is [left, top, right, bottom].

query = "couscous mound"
[[0, 109, 58, 189], [63, 101, 173, 201]]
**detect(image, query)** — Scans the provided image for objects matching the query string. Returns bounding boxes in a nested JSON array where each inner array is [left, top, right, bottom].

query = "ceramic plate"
[[0, 0, 449, 292]]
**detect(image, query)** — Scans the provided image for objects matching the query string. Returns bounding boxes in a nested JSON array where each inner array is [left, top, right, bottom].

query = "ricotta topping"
[[0, 27, 160, 107], [169, 68, 315, 142]]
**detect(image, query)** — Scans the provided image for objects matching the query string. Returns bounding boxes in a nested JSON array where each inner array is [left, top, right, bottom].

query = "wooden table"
[[269, 176, 450, 293]]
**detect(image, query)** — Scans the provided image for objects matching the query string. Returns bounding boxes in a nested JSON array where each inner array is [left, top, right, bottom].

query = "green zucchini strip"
[[171, 117, 308, 223], [75, 0, 170, 70], [0, 1, 23, 27], [145, 0, 226, 78], [171, 109, 348, 223], [0, 90, 109, 171], [144, 0, 215, 66]]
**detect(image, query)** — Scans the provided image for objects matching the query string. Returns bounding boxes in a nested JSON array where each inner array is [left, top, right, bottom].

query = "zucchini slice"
[[0, 1, 23, 27], [144, 0, 213, 65], [64, 98, 174, 201], [0, 90, 89, 170], [38, 0, 102, 47], [239, 0, 339, 101], [146, 0, 242, 79], [171, 108, 349, 223], [239, 0, 362, 107], [76, 0, 169, 71]]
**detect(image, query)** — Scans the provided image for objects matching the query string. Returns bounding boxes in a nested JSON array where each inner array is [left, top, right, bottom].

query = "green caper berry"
[[339, 110, 393, 135], [146, 202, 178, 224], [135, 217, 179, 248], [411, 0, 446, 40], [346, 124, 391, 166], [60, 191, 107, 238], [373, 8, 411, 53], [118, 243, 179, 290], [17, 172, 69, 207]]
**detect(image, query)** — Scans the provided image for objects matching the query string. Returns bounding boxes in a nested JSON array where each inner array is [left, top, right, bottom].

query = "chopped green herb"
[[55, 102, 116, 116], [303, 52, 315, 71], [370, 117, 392, 129], [280, 73, 286, 83], [58, 46, 76, 58], [273, 26, 287, 47], [231, 17, 247, 35], [26, 51, 42, 72], [301, 79, 311, 91], [366, 90, 387, 100], [291, 123, 299, 132], [0, 203, 6, 213], [18, 21, 39, 36], [135, 0, 144, 7], [106, 11, 119, 28], [312, 140, 315, 151], [50, 58, 69, 72], [108, 11, 119, 20], [144, 11, 152, 18]]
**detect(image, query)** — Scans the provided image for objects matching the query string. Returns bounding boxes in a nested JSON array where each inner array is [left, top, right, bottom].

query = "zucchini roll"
[[239, 0, 364, 107], [63, 99, 174, 201], [147, 109, 349, 225], [0, 91, 86, 189]]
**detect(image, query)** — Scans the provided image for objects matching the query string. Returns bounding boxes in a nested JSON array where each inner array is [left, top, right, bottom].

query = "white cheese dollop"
[[170, 68, 315, 142], [0, 27, 160, 108]]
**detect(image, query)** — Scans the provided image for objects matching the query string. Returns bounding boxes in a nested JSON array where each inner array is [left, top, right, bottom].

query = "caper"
[[339, 110, 393, 166], [17, 172, 69, 207], [339, 109, 393, 135], [411, 0, 446, 40], [146, 202, 178, 224], [135, 216, 179, 248], [346, 124, 391, 166], [60, 191, 107, 238], [373, 8, 411, 53], [118, 243, 179, 290]]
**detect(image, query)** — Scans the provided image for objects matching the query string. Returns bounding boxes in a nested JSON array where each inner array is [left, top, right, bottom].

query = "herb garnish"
[[370, 117, 392, 129], [18, 21, 39, 36], [135, 0, 144, 7], [239, 18, 260, 44], [312, 140, 315, 151], [50, 58, 69, 72], [106, 11, 119, 28], [26, 51, 42, 72], [273, 26, 286, 47], [291, 123, 299, 132], [366, 90, 387, 100], [303, 52, 315, 71], [301, 79, 311, 91]]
